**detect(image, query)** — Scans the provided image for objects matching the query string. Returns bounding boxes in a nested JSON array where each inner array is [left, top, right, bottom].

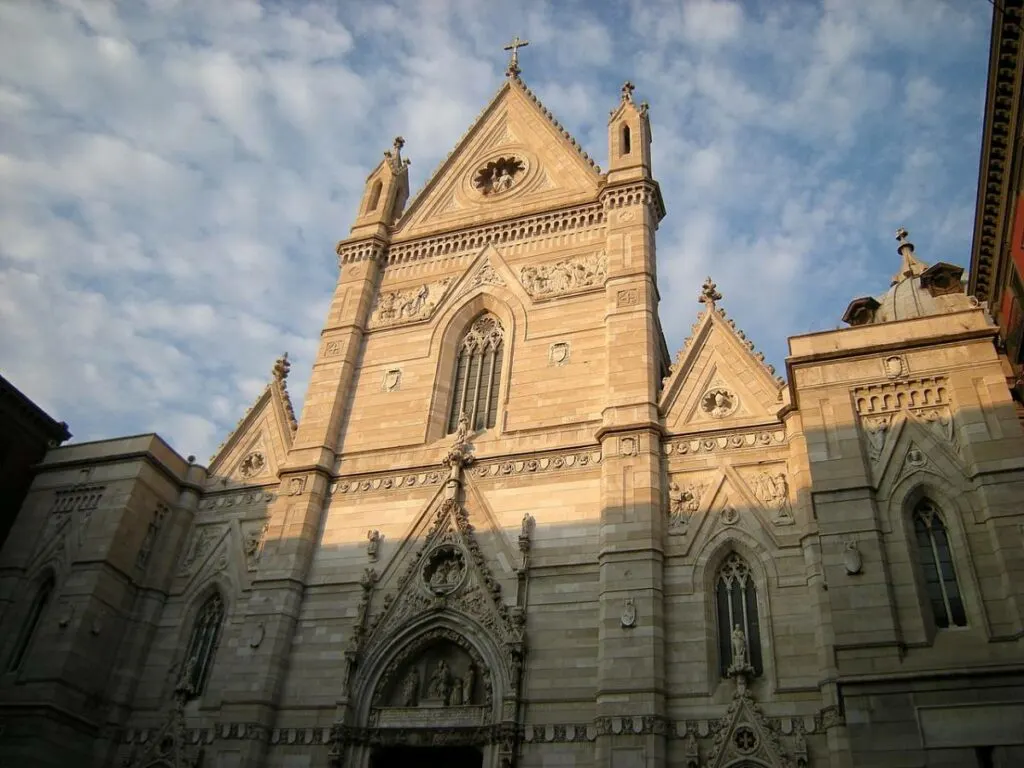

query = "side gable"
[[207, 369, 297, 485], [393, 77, 603, 240], [661, 301, 785, 434]]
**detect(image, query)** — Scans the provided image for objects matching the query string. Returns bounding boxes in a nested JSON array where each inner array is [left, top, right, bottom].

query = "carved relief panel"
[[376, 640, 482, 709]]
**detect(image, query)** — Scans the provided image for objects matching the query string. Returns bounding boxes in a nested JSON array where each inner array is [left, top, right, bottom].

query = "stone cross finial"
[[621, 81, 635, 102], [272, 352, 290, 383], [895, 226, 913, 252], [504, 35, 529, 77], [385, 136, 409, 172], [892, 225, 926, 284], [698, 276, 722, 307]]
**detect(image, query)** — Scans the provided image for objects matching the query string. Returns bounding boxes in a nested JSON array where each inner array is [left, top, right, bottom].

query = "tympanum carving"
[[375, 638, 484, 709], [702, 388, 738, 418], [421, 544, 467, 595]]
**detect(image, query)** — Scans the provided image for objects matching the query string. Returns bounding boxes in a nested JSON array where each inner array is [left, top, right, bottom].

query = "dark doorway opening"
[[370, 745, 483, 768]]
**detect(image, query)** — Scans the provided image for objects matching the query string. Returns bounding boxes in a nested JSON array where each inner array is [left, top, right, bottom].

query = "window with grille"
[[715, 553, 763, 678], [182, 592, 225, 697], [8, 574, 54, 671], [913, 499, 967, 628], [447, 314, 505, 433]]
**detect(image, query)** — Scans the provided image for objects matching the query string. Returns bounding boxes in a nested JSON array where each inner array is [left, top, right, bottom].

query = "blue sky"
[[0, 0, 991, 460]]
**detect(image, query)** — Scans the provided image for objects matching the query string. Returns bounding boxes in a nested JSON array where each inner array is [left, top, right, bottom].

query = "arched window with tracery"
[[715, 553, 763, 678], [7, 573, 54, 671], [181, 592, 225, 697], [912, 499, 967, 628], [447, 314, 504, 433]]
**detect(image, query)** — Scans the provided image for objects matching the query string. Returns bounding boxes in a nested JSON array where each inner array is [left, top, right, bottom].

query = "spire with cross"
[[698, 277, 723, 307], [621, 81, 635, 102], [504, 35, 529, 77], [891, 226, 926, 284]]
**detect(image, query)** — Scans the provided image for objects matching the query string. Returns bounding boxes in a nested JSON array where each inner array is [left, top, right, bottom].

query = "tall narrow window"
[[181, 592, 225, 697], [913, 499, 967, 628], [8, 574, 54, 671], [447, 314, 504, 433], [366, 179, 383, 213], [621, 124, 631, 155], [715, 553, 763, 678]]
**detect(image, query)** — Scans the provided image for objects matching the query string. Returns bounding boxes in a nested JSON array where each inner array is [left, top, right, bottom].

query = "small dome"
[[843, 229, 975, 327]]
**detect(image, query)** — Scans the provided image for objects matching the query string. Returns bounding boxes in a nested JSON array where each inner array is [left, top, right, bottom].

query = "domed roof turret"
[[842, 228, 975, 327]]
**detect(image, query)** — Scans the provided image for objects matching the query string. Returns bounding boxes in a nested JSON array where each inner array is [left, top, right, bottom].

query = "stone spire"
[[891, 227, 927, 285], [698, 276, 723, 308]]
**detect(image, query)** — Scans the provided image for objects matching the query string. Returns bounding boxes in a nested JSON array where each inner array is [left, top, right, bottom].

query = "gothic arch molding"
[[425, 288, 524, 442], [351, 610, 511, 726], [693, 535, 779, 695], [163, 579, 231, 701]]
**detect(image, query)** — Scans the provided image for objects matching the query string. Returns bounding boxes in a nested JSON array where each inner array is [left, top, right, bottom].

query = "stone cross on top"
[[698, 277, 723, 307], [504, 35, 529, 77]]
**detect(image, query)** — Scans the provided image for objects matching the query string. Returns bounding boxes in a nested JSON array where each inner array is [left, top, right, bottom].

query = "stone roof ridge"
[[662, 280, 784, 392], [206, 354, 297, 467], [395, 75, 602, 229]]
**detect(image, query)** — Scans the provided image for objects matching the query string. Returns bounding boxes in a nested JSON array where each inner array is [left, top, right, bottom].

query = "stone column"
[[595, 183, 666, 768], [222, 246, 384, 768]]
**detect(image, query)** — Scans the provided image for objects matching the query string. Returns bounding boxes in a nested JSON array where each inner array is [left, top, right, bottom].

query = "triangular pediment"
[[207, 377, 295, 485], [680, 470, 784, 555], [393, 77, 602, 239], [706, 688, 791, 768], [360, 497, 518, 654], [661, 307, 784, 433]]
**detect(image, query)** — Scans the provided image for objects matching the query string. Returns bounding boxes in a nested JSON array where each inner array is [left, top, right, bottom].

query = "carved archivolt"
[[369, 278, 452, 328], [519, 250, 606, 298]]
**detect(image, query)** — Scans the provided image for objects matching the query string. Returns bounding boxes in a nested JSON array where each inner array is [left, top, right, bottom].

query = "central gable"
[[393, 78, 603, 240]]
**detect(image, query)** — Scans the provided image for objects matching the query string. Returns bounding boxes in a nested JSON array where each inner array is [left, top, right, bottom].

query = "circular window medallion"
[[701, 388, 738, 419], [239, 451, 266, 478], [733, 726, 758, 754], [473, 156, 527, 196], [421, 544, 468, 596]]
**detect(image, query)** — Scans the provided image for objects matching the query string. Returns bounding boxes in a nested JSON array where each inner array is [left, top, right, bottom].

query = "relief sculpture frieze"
[[369, 278, 452, 328], [519, 250, 606, 298]]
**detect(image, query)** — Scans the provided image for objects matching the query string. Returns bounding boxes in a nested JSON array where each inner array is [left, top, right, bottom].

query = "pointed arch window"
[[447, 314, 504, 433], [621, 124, 631, 155], [181, 592, 225, 697], [8, 573, 54, 671], [366, 179, 383, 213], [913, 499, 967, 628], [715, 553, 763, 678]]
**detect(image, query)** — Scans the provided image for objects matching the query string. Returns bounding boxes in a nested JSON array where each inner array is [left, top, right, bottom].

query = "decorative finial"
[[639, 100, 649, 117], [621, 81, 635, 102], [272, 352, 290, 383], [384, 136, 410, 173], [698, 276, 722, 307], [895, 227, 912, 251], [503, 35, 529, 77], [891, 226, 926, 284]]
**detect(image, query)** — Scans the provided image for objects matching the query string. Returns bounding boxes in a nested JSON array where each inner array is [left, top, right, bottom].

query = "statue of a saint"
[[428, 660, 452, 704], [731, 624, 747, 668], [462, 664, 476, 704], [492, 168, 514, 193], [401, 666, 420, 706]]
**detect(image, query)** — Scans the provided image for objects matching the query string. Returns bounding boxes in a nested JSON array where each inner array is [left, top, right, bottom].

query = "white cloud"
[[0, 0, 990, 459]]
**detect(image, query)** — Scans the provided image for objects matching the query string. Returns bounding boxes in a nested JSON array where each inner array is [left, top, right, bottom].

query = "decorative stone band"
[[331, 449, 603, 496], [117, 704, 842, 749], [972, 4, 1023, 304], [197, 489, 276, 511], [338, 203, 607, 268], [852, 376, 948, 415], [664, 429, 786, 456], [599, 181, 666, 221], [336, 238, 388, 267]]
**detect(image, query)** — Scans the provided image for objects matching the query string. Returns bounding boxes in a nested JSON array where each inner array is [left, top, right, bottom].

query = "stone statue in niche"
[[731, 625, 747, 668], [428, 660, 453, 704], [422, 545, 466, 595], [701, 388, 737, 419], [401, 666, 420, 707], [461, 664, 476, 705], [367, 529, 381, 562]]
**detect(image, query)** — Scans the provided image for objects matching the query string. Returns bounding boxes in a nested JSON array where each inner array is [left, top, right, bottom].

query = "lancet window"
[[912, 499, 967, 628], [715, 553, 763, 678], [447, 314, 504, 433], [181, 592, 225, 697], [7, 573, 54, 671]]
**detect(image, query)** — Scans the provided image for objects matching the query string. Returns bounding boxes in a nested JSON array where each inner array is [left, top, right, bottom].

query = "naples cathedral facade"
[[2, 51, 1024, 768]]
